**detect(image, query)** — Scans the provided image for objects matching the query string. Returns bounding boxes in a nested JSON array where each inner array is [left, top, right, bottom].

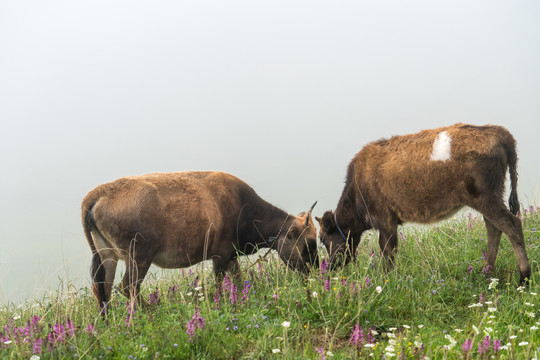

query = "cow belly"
[[152, 248, 206, 269]]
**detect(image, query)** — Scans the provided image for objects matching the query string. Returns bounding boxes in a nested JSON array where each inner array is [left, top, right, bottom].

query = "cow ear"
[[321, 211, 336, 232], [304, 201, 317, 227], [315, 216, 322, 226]]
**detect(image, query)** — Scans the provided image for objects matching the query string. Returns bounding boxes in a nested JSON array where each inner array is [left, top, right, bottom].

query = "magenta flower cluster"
[[1, 316, 97, 355], [186, 307, 205, 342]]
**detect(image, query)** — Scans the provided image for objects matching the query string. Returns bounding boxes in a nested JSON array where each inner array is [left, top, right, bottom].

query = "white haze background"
[[1, 1, 539, 304]]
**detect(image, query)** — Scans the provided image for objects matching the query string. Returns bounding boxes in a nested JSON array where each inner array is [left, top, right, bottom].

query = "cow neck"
[[241, 202, 293, 249], [335, 186, 363, 239]]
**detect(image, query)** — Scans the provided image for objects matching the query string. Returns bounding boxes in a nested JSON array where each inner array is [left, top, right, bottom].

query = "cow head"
[[275, 202, 319, 272], [316, 210, 354, 269]]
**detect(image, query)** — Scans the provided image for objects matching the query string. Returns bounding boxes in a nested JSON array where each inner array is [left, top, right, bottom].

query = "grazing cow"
[[316, 124, 531, 283], [82, 171, 318, 310]]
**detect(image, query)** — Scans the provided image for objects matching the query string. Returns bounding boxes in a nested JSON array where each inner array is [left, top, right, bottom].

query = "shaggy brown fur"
[[317, 123, 531, 283], [82, 171, 318, 311]]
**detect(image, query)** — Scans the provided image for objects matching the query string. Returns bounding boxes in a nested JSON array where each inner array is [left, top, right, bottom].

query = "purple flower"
[[364, 276, 371, 287], [241, 280, 251, 305], [349, 324, 364, 347], [467, 265, 473, 275], [316, 346, 326, 360], [324, 277, 331, 291], [478, 335, 490, 354], [149, 287, 160, 305], [493, 339, 502, 354], [320, 259, 328, 275], [461, 339, 472, 352], [32, 338, 42, 354], [186, 308, 205, 342], [85, 324, 97, 335]]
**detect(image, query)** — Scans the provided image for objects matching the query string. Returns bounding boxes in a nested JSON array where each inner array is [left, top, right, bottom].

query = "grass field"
[[1, 207, 539, 359]]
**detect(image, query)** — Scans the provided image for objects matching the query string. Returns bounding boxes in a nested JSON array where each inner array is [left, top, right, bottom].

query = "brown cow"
[[317, 124, 531, 283], [82, 171, 318, 311]]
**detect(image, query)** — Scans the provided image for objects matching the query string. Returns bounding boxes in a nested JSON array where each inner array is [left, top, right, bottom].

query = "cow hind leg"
[[475, 201, 531, 284], [91, 232, 118, 313], [120, 241, 153, 306]]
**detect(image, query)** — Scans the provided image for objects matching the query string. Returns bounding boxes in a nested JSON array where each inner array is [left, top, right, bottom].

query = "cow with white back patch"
[[316, 123, 531, 284]]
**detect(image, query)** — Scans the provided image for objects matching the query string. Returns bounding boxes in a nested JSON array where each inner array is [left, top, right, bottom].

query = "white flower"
[[364, 344, 376, 348], [30, 356, 40, 360], [388, 327, 397, 332], [186, 292, 193, 296], [3, 340, 12, 345], [312, 291, 318, 299], [518, 341, 529, 346], [13, 315, 21, 320], [531, 326, 539, 330], [418, 324, 424, 329], [281, 321, 290, 328], [326, 350, 334, 357], [414, 341, 423, 348], [468, 303, 483, 308], [488, 307, 497, 313], [509, 335, 517, 339], [488, 278, 499, 290], [454, 329, 463, 333], [375, 286, 382, 294], [403, 325, 411, 329], [531, 292, 538, 296], [194, 286, 202, 291], [444, 334, 457, 349], [527, 312, 536, 318], [272, 348, 281, 354], [472, 325, 479, 335]]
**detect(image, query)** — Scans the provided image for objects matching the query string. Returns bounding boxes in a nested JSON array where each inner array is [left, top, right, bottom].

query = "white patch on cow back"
[[430, 131, 452, 161]]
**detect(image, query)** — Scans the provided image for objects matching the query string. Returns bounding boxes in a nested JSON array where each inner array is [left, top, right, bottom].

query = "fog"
[[1, 0, 539, 304]]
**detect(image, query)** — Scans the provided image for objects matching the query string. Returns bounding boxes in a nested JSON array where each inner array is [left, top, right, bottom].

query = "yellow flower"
[[385, 279, 389, 283]]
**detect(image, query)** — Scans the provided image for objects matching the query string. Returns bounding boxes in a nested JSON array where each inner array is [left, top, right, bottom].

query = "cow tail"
[[505, 139, 520, 216], [82, 192, 107, 308]]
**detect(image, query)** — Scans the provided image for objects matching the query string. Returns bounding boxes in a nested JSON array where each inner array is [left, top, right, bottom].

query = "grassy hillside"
[[1, 207, 539, 359]]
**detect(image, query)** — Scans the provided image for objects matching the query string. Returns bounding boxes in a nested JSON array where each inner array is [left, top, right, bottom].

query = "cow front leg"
[[378, 228, 398, 270]]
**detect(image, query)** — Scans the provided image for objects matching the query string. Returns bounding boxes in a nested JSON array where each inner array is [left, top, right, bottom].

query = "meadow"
[[1, 207, 539, 359]]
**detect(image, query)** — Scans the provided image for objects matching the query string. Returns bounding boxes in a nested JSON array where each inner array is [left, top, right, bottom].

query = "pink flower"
[[461, 338, 472, 352], [349, 324, 364, 347]]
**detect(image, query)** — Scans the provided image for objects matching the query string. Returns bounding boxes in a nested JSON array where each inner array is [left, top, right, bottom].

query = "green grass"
[[1, 207, 539, 359]]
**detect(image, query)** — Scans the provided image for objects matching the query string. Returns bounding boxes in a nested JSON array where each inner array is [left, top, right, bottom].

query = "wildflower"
[[518, 341, 529, 346], [375, 286, 382, 294], [312, 291, 318, 299], [444, 334, 457, 349], [320, 259, 328, 275], [272, 348, 281, 354], [30, 356, 40, 360], [84, 324, 97, 335], [316, 347, 326, 360], [488, 307, 497, 312], [324, 277, 331, 291], [531, 326, 539, 330], [32, 338, 43, 354], [149, 287, 160, 305], [467, 265, 473, 275], [241, 280, 251, 305], [186, 308, 205, 342], [472, 325, 479, 335], [478, 335, 491, 354], [282, 321, 291, 328], [488, 278, 499, 290], [365, 276, 371, 287], [350, 324, 364, 347], [493, 339, 502, 354], [462, 339, 472, 352]]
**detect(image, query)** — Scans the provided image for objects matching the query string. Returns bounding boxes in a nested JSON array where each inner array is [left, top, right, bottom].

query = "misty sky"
[[1, 1, 539, 304]]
